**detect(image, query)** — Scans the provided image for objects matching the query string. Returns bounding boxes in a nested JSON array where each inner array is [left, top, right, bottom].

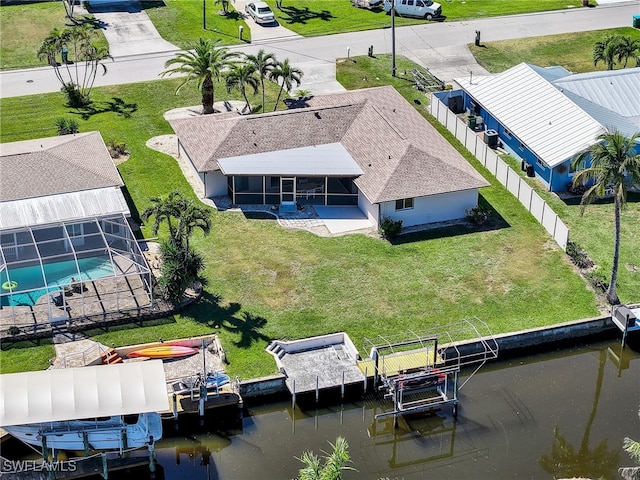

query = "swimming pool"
[[0, 257, 114, 307]]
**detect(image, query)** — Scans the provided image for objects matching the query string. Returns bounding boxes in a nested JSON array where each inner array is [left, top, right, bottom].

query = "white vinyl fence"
[[430, 94, 569, 250]]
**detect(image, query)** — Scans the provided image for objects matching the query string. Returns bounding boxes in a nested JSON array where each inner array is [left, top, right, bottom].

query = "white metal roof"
[[0, 361, 169, 427], [456, 63, 604, 168], [553, 67, 640, 126], [0, 187, 130, 230], [217, 143, 364, 176]]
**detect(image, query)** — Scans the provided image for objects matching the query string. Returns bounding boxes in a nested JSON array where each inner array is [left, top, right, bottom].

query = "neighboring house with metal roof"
[[0, 132, 152, 332], [446, 63, 640, 192], [167, 86, 488, 230]]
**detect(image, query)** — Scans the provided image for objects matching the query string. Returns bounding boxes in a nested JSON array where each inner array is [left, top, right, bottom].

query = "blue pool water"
[[0, 257, 114, 307]]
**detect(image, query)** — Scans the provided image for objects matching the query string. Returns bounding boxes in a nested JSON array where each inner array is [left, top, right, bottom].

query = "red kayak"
[[128, 345, 199, 359]]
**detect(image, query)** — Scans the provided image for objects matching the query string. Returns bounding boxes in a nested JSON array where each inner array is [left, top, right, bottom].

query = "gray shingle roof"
[[0, 132, 123, 202], [168, 86, 488, 203]]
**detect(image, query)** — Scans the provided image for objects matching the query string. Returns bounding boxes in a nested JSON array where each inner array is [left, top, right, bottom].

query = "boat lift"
[[363, 318, 498, 426]]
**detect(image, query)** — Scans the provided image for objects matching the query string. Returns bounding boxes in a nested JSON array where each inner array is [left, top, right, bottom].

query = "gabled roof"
[[169, 86, 488, 203], [456, 63, 605, 168], [0, 132, 124, 202]]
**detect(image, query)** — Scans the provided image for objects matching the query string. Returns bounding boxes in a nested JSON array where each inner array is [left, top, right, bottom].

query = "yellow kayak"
[[128, 345, 198, 359]]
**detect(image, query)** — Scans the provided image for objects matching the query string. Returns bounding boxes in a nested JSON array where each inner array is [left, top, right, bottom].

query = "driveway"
[[83, 1, 179, 58]]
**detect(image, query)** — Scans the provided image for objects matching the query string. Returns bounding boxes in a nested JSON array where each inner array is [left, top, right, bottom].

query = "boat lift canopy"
[[0, 360, 169, 427]]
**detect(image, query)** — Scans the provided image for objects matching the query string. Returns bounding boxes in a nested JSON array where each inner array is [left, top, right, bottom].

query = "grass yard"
[[0, 54, 599, 378], [470, 27, 640, 73], [142, 0, 251, 48], [258, 0, 587, 37], [499, 155, 640, 304], [0, 1, 108, 70]]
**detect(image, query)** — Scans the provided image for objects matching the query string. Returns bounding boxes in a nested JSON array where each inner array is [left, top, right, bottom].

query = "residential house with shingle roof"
[[446, 63, 640, 192], [167, 86, 488, 230], [0, 132, 151, 328]]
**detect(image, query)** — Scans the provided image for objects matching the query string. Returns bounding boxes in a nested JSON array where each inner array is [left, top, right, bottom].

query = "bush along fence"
[[429, 94, 569, 251]]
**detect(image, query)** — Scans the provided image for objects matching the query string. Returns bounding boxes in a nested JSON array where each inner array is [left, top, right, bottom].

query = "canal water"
[[145, 338, 639, 480]]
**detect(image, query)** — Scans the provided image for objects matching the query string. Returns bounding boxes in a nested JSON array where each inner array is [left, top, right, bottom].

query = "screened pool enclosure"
[[0, 215, 152, 330]]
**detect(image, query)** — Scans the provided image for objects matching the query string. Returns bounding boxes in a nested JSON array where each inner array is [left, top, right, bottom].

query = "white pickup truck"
[[383, 0, 442, 20]]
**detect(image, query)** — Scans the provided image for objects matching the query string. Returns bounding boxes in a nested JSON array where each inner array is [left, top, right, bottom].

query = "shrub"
[[466, 205, 490, 225], [55, 117, 80, 135], [158, 240, 205, 304], [566, 241, 594, 269], [61, 83, 91, 108], [587, 267, 609, 293], [8, 326, 20, 336], [107, 139, 129, 158], [379, 217, 402, 238]]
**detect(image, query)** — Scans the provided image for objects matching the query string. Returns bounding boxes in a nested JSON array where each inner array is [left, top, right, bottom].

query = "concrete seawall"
[[239, 315, 619, 399]]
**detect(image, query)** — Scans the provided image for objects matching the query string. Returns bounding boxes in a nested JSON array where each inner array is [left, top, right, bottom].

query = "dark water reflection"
[[147, 339, 640, 479]]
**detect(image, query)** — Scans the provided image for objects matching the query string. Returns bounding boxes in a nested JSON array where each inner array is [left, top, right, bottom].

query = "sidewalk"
[[1, 2, 637, 98]]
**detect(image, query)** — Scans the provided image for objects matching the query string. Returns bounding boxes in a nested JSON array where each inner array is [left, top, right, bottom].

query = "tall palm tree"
[[161, 38, 235, 114], [177, 202, 212, 252], [37, 25, 110, 107], [616, 35, 640, 68], [269, 58, 303, 111], [225, 62, 259, 113], [593, 35, 621, 70], [572, 129, 640, 305], [244, 50, 276, 113]]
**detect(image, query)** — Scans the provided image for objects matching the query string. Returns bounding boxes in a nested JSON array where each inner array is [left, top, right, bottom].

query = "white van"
[[383, 0, 442, 20]]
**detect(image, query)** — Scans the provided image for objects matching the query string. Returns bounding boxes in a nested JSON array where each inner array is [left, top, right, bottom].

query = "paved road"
[[1, 2, 638, 98]]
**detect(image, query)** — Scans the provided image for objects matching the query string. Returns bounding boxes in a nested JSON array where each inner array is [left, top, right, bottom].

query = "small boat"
[[128, 345, 198, 359], [172, 372, 231, 395], [5, 413, 162, 451]]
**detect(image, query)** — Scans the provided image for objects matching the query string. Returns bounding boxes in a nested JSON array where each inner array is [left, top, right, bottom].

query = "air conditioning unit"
[[484, 129, 498, 148]]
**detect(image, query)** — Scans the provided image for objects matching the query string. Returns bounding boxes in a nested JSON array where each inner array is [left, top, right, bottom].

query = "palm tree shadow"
[[222, 311, 271, 349], [181, 292, 270, 349], [74, 97, 138, 120], [279, 6, 335, 24]]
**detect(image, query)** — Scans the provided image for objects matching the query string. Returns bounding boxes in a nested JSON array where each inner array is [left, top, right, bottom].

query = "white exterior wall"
[[379, 189, 479, 227], [205, 171, 227, 197], [358, 192, 379, 228], [178, 143, 207, 195]]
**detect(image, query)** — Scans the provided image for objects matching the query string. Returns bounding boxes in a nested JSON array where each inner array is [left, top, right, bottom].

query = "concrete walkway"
[[84, 1, 180, 58], [233, 0, 302, 43]]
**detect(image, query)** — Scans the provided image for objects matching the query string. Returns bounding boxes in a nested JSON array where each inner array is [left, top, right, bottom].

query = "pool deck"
[[0, 256, 151, 336]]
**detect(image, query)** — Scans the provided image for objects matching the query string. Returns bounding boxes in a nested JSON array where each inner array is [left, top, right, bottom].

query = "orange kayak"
[[128, 345, 199, 359]]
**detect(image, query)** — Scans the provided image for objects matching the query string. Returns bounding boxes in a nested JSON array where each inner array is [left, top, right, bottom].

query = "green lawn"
[[149, 0, 588, 39], [0, 1, 108, 70], [465, 30, 640, 304], [142, 0, 251, 48], [0, 53, 600, 377], [470, 27, 640, 73]]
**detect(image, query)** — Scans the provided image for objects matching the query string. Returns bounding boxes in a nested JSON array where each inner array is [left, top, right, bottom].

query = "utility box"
[[484, 129, 498, 148], [615, 305, 637, 328], [634, 15, 640, 28]]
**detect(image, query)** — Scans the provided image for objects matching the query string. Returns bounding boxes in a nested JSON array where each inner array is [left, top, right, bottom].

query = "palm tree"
[[593, 35, 621, 70], [571, 129, 640, 305], [244, 50, 276, 113], [214, 0, 230, 14], [141, 190, 188, 247], [37, 25, 111, 107], [269, 58, 303, 111], [295, 437, 356, 480], [161, 38, 235, 114], [616, 35, 640, 68], [620, 408, 640, 480], [225, 62, 259, 113], [176, 202, 212, 252]]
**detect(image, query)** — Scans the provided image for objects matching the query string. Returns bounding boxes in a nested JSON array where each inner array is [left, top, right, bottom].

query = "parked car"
[[245, 1, 276, 24], [383, 0, 442, 20]]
